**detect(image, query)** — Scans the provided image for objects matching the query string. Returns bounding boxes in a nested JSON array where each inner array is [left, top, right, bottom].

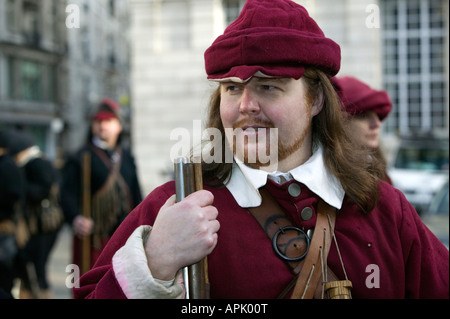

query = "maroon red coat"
[[74, 179, 449, 299]]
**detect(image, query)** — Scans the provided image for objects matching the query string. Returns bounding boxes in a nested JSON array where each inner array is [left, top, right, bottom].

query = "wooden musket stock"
[[81, 152, 91, 274], [174, 156, 209, 299]]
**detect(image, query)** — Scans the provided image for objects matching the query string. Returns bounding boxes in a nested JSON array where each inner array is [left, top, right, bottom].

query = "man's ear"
[[311, 89, 324, 116]]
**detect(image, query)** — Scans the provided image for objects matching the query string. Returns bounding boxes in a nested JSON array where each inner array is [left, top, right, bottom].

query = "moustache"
[[232, 118, 275, 131]]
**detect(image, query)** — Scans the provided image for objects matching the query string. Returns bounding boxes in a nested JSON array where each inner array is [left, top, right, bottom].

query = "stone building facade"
[[0, 0, 132, 163]]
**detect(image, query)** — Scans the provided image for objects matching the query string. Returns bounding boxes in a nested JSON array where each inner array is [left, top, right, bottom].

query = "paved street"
[[47, 225, 73, 299]]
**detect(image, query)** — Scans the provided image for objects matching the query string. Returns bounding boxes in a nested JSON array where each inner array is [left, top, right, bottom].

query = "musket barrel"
[[174, 157, 188, 202], [173, 156, 209, 299], [174, 156, 190, 298]]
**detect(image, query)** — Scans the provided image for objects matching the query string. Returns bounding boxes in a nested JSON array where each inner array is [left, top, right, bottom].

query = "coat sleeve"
[[0, 156, 24, 220], [59, 152, 82, 225], [73, 182, 181, 299], [397, 188, 449, 298]]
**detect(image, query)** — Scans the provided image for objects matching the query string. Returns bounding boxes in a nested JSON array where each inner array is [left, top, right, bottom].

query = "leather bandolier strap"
[[248, 188, 340, 299]]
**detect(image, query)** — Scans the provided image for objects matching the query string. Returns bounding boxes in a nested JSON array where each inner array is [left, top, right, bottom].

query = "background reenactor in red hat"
[[74, 0, 448, 299], [59, 98, 142, 274], [332, 76, 393, 183]]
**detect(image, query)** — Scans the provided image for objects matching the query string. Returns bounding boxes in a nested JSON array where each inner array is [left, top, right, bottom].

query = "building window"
[[109, 0, 116, 17], [7, 56, 15, 99], [19, 59, 43, 101], [6, 0, 16, 32], [22, 0, 40, 46], [7, 57, 57, 103], [381, 0, 447, 136], [81, 28, 91, 61], [223, 0, 246, 26]]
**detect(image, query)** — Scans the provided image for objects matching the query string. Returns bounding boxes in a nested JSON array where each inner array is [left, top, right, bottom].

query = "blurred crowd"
[[0, 98, 142, 299], [1, 128, 61, 299]]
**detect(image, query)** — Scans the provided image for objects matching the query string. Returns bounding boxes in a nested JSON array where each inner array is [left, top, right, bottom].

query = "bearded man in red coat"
[[74, 0, 449, 299]]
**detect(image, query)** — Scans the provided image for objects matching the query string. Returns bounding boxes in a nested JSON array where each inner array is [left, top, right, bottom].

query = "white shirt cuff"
[[112, 225, 185, 299]]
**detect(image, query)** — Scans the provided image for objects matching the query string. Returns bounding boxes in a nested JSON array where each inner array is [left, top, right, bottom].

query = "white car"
[[388, 137, 449, 214], [421, 181, 449, 249]]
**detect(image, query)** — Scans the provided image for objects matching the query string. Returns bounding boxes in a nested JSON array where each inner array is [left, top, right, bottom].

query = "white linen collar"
[[225, 144, 345, 209]]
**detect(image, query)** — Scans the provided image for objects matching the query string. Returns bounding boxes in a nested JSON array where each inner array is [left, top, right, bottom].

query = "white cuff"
[[112, 225, 185, 299]]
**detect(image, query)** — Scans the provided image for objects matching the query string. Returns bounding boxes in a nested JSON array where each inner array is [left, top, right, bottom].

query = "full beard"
[[230, 119, 311, 170]]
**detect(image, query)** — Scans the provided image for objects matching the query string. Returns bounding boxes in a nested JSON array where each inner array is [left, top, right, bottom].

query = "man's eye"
[[262, 85, 276, 90], [356, 113, 368, 119], [224, 85, 242, 93]]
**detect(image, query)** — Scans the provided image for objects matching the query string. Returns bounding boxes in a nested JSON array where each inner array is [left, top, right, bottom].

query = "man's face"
[[219, 76, 322, 171], [91, 117, 122, 147]]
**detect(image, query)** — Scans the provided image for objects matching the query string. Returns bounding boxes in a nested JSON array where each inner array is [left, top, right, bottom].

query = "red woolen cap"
[[204, 0, 341, 82], [93, 98, 122, 121], [332, 76, 392, 120]]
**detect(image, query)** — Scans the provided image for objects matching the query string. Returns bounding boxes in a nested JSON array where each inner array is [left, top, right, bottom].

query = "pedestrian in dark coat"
[[0, 130, 25, 298], [9, 131, 62, 298]]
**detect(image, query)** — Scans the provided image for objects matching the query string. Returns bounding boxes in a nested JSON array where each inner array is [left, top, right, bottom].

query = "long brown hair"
[[200, 68, 382, 213]]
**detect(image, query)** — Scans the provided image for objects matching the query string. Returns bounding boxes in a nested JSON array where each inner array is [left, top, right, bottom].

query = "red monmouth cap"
[[332, 76, 392, 121], [93, 98, 122, 121], [204, 0, 341, 82]]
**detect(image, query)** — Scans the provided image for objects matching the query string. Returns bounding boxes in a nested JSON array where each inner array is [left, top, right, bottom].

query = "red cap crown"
[[204, 0, 341, 82], [332, 76, 392, 121], [93, 98, 121, 121]]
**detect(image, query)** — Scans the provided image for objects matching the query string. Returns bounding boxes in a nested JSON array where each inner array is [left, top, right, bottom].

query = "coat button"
[[301, 207, 313, 221], [288, 183, 301, 197]]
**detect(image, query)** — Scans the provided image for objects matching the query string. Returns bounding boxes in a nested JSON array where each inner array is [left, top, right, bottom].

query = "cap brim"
[[93, 111, 118, 121], [207, 65, 305, 83]]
